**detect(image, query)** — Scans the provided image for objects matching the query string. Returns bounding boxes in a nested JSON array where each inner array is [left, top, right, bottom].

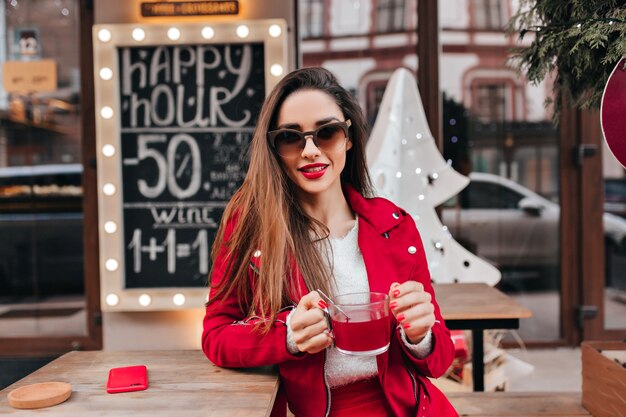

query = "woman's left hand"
[[388, 281, 435, 344]]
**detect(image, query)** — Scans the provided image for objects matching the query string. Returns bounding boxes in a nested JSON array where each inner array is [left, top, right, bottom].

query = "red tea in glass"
[[329, 292, 391, 356]]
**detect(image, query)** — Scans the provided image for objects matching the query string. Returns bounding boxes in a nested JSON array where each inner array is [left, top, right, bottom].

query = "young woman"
[[202, 67, 458, 417]]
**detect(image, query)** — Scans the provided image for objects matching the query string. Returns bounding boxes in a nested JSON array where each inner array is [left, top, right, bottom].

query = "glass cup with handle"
[[327, 291, 391, 356]]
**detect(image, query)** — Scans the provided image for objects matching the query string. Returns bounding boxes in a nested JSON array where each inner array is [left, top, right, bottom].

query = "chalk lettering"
[[120, 43, 264, 288], [121, 44, 253, 128], [151, 47, 171, 85], [150, 206, 219, 226], [122, 48, 146, 95]]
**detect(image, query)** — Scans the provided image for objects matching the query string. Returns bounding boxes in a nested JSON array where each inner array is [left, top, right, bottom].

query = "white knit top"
[[325, 219, 378, 387], [286, 218, 433, 388]]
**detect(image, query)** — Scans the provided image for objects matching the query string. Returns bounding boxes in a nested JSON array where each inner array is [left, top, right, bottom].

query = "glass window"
[[300, 0, 324, 38], [441, 0, 562, 342], [471, 0, 504, 30], [605, 177, 626, 215], [366, 81, 388, 127], [460, 181, 523, 210], [603, 169, 626, 330], [377, 0, 405, 33], [474, 84, 506, 122], [0, 0, 86, 338]]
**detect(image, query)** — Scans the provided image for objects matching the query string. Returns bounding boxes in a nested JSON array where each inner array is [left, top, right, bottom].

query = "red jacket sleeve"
[[396, 224, 455, 378], [201, 218, 301, 368]]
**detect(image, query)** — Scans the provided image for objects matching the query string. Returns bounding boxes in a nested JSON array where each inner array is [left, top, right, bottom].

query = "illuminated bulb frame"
[[93, 20, 288, 312]]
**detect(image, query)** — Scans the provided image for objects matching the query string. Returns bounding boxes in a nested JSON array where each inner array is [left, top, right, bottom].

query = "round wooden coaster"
[[7, 382, 72, 409]]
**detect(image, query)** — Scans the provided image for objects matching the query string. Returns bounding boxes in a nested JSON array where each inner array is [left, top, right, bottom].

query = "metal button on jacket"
[[253, 250, 261, 258], [408, 246, 417, 254], [392, 212, 400, 219]]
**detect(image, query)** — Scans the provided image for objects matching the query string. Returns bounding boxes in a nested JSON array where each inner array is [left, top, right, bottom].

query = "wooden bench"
[[447, 392, 592, 417]]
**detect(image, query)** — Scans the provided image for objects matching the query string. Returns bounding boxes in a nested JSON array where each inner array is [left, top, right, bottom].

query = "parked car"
[[0, 164, 84, 297], [441, 172, 626, 290], [605, 178, 626, 219]]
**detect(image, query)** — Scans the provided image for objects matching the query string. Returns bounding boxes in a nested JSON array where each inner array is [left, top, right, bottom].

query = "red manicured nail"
[[389, 301, 398, 310], [402, 322, 411, 329], [318, 300, 328, 309], [396, 313, 405, 322], [392, 290, 400, 297]]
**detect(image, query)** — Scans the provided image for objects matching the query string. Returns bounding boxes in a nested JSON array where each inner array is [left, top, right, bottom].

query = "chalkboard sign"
[[118, 43, 265, 288]]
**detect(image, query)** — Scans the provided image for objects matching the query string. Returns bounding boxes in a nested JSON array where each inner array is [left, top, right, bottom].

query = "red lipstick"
[[299, 163, 328, 180]]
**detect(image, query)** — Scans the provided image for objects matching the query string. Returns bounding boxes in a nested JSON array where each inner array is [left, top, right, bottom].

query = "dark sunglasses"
[[267, 120, 351, 157]]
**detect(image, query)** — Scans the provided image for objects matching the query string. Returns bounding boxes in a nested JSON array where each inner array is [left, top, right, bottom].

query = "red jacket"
[[202, 185, 458, 417]]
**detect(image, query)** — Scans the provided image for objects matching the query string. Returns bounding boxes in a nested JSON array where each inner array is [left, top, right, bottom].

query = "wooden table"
[[0, 350, 279, 417], [447, 392, 591, 416], [434, 283, 533, 392]]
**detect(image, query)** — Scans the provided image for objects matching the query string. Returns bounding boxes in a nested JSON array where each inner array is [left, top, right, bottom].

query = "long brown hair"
[[207, 67, 373, 332]]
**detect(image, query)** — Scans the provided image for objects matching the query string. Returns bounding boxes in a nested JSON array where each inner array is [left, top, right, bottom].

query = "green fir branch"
[[506, 0, 626, 122]]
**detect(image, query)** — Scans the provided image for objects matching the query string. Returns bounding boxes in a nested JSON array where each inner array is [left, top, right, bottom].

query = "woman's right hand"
[[289, 291, 333, 354]]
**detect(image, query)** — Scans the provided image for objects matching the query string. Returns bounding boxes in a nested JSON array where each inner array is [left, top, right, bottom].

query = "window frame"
[[471, 0, 504, 30], [300, 0, 325, 39], [376, 0, 406, 33]]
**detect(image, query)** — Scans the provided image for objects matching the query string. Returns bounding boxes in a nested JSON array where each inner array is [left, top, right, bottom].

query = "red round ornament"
[[601, 59, 626, 168]]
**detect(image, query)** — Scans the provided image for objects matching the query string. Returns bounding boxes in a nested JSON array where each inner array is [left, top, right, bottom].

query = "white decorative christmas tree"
[[365, 69, 536, 392], [366, 68, 501, 286]]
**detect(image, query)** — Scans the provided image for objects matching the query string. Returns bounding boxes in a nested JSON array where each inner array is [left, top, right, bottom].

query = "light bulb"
[[201, 26, 215, 39], [105, 258, 119, 271], [102, 144, 115, 157], [173, 293, 186, 306], [99, 67, 113, 80], [100, 106, 114, 119], [103, 183, 116, 196], [167, 27, 181, 41], [104, 221, 117, 234], [270, 64, 284, 76], [106, 293, 119, 306], [268, 24, 282, 37], [98, 29, 112, 42], [132, 28, 146, 41], [236, 25, 250, 38], [139, 294, 152, 307]]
